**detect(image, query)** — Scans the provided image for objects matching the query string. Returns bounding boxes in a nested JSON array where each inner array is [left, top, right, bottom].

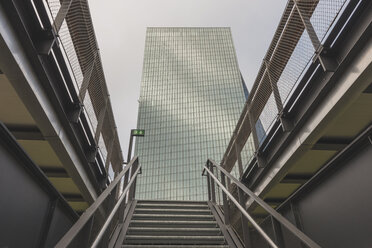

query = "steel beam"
[[0, 4, 98, 203]]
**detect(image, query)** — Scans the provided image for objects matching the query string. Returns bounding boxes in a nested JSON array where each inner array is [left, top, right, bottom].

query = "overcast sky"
[[88, 0, 287, 156]]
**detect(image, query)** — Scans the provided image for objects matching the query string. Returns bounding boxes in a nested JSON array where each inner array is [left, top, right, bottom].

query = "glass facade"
[[135, 27, 247, 201]]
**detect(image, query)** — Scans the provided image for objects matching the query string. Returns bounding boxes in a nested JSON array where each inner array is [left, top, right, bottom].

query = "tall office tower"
[[135, 27, 249, 201]]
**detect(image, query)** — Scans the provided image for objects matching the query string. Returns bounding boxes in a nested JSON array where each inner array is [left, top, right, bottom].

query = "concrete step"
[[122, 245, 229, 248], [135, 203, 209, 210], [137, 200, 208, 205], [124, 235, 226, 245], [134, 208, 211, 215], [130, 220, 218, 228], [127, 227, 222, 236], [132, 214, 214, 221]]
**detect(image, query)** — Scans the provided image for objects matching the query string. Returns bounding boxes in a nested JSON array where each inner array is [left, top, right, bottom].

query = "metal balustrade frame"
[[202, 159, 321, 248], [1, 0, 125, 199], [55, 156, 141, 248], [221, 0, 353, 177]]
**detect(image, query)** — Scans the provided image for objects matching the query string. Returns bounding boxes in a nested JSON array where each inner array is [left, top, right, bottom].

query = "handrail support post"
[[221, 172, 231, 225], [238, 188, 252, 248], [271, 215, 285, 247], [210, 163, 216, 203]]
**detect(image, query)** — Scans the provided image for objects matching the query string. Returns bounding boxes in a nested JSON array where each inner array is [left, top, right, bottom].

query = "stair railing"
[[202, 159, 320, 248], [56, 156, 141, 248]]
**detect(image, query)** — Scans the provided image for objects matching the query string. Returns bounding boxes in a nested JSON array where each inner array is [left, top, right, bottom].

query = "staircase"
[[122, 200, 228, 248]]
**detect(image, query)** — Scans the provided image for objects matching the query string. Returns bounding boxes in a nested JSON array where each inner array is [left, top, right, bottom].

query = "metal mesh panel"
[[258, 93, 278, 133], [59, 20, 84, 89], [45, 0, 124, 174], [221, 0, 348, 175], [83, 93, 98, 132], [309, 0, 347, 42], [45, 0, 59, 18], [98, 133, 107, 163]]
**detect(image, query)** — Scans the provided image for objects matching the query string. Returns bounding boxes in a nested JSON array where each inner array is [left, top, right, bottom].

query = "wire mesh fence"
[[44, 0, 124, 179], [222, 0, 348, 177]]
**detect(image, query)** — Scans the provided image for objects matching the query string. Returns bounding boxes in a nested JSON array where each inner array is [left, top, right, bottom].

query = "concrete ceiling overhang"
[[249, 40, 372, 218], [0, 74, 88, 213], [251, 87, 372, 217]]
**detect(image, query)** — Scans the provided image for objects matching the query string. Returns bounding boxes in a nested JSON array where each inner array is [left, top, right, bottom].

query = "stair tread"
[[122, 200, 227, 246], [136, 203, 209, 209], [138, 200, 208, 205], [122, 245, 229, 248], [131, 220, 217, 224], [125, 235, 225, 240], [133, 214, 213, 218], [135, 208, 211, 213], [128, 227, 220, 231], [127, 227, 223, 236]]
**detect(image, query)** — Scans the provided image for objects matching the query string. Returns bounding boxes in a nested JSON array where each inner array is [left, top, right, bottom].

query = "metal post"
[[235, 142, 243, 177], [290, 201, 307, 248], [123, 170, 130, 203], [271, 215, 285, 247], [220, 172, 230, 225], [248, 111, 260, 152], [293, 0, 321, 50], [53, 0, 74, 34], [126, 132, 134, 164], [264, 59, 293, 132], [226, 176, 231, 192], [248, 112, 265, 168], [84, 215, 95, 247], [128, 162, 137, 201], [264, 59, 284, 112], [293, 0, 337, 71], [206, 163, 212, 201], [210, 163, 216, 203], [117, 168, 127, 222], [94, 97, 108, 143], [79, 51, 98, 102], [238, 188, 252, 248], [104, 134, 116, 172], [132, 162, 139, 200]]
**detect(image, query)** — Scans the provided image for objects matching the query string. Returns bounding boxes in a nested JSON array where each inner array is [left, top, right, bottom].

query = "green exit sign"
[[132, 129, 145, 136]]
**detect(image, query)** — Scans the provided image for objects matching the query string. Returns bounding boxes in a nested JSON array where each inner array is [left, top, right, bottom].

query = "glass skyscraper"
[[135, 27, 248, 201]]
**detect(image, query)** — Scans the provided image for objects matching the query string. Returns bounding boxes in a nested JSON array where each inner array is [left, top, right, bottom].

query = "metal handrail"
[[91, 165, 141, 247], [56, 156, 140, 248], [221, 0, 348, 173], [203, 159, 321, 248]]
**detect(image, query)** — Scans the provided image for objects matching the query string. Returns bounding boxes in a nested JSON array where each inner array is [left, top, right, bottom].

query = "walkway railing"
[[222, 0, 350, 177], [203, 159, 321, 248], [56, 156, 140, 248], [43, 0, 124, 180]]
